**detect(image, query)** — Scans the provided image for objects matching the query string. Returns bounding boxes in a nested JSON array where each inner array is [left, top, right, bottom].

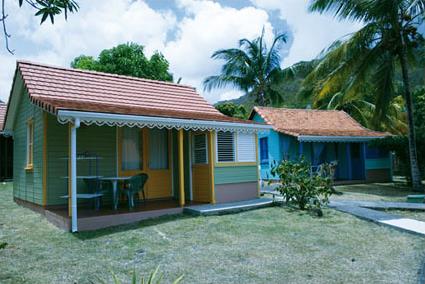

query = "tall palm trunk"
[[399, 35, 423, 190]]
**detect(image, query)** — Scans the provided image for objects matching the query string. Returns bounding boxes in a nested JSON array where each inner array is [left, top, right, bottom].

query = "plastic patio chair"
[[123, 174, 148, 209]]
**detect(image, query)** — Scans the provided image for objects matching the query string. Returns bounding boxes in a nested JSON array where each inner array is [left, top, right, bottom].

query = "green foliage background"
[[71, 43, 173, 82]]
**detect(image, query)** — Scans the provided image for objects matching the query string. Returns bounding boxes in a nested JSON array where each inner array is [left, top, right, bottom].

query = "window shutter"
[[237, 133, 256, 162], [193, 134, 208, 164], [216, 132, 235, 162]]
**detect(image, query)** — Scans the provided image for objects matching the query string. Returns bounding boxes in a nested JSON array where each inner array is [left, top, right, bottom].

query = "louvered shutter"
[[237, 133, 256, 162], [216, 131, 235, 162], [193, 134, 208, 164]]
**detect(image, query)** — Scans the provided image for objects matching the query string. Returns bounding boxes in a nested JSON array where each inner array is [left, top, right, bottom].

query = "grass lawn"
[[1, 182, 424, 283], [332, 182, 418, 202]]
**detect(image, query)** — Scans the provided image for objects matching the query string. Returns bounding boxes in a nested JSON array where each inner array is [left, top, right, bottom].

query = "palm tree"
[[203, 30, 287, 106], [308, 0, 424, 190]]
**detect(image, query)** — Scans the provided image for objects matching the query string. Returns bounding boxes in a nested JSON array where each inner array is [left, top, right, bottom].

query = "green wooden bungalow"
[[0, 101, 13, 181], [249, 107, 392, 183], [3, 61, 270, 232]]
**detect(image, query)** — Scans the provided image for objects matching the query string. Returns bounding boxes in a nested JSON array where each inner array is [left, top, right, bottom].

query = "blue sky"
[[0, 0, 361, 103]]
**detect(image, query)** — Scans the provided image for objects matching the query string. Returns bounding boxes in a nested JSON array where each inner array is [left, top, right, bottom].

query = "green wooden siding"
[[365, 158, 391, 170], [45, 118, 117, 206], [214, 166, 257, 185], [45, 114, 68, 205], [13, 90, 44, 205]]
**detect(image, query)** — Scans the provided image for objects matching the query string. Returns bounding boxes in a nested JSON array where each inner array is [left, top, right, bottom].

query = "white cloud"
[[0, 0, 363, 105], [164, 0, 274, 102], [251, 0, 363, 67], [0, 0, 176, 102]]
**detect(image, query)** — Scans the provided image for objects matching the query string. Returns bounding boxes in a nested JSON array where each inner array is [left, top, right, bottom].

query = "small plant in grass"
[[271, 158, 334, 214], [100, 266, 183, 284]]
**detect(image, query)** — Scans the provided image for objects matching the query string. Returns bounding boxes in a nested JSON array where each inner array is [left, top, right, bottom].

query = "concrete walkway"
[[329, 200, 425, 236], [184, 198, 274, 216]]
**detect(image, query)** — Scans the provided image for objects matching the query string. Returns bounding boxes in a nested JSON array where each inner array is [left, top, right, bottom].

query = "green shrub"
[[271, 158, 334, 213], [100, 267, 183, 284]]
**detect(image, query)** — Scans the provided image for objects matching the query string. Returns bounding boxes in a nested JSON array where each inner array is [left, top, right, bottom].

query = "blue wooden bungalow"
[[249, 107, 393, 183], [3, 61, 270, 232]]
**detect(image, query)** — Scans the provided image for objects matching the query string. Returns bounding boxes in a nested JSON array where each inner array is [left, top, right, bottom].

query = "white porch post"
[[71, 118, 80, 232]]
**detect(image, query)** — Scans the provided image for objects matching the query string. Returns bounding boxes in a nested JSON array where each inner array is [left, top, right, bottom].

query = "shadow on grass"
[[73, 213, 197, 240], [337, 182, 417, 197], [275, 202, 333, 219]]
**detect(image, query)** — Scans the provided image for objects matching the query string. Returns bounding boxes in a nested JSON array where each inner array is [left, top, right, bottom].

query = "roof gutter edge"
[[298, 135, 387, 142], [57, 110, 272, 132]]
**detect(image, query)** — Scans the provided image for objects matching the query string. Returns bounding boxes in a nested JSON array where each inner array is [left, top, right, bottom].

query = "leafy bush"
[[271, 158, 334, 213]]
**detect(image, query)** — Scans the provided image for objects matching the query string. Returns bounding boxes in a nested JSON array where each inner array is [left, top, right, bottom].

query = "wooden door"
[[191, 132, 212, 203]]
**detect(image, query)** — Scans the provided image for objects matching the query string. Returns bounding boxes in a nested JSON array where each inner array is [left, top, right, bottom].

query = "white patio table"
[[100, 176, 131, 210]]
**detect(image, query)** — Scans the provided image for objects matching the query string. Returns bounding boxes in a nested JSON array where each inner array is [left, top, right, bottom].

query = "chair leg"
[[142, 190, 146, 204], [126, 192, 132, 209]]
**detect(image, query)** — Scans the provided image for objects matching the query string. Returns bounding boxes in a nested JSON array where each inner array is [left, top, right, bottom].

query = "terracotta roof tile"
[[252, 106, 388, 138], [16, 61, 256, 124], [0, 101, 6, 130]]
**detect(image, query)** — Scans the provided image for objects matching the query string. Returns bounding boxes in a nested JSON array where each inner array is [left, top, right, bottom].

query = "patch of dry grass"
[[0, 182, 424, 283]]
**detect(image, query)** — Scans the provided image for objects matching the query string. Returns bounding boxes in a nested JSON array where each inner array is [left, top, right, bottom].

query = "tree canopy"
[[203, 30, 288, 106], [215, 102, 247, 119], [307, 0, 425, 189], [71, 43, 173, 82]]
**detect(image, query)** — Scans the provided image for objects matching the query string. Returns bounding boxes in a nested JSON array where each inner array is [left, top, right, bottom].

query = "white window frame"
[[26, 118, 34, 169], [215, 131, 236, 163], [215, 132, 256, 163], [236, 133, 256, 162]]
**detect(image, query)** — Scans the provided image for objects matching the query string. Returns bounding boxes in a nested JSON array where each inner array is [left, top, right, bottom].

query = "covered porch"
[[47, 110, 263, 232]]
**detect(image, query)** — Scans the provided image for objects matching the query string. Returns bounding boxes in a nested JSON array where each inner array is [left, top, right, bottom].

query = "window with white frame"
[[216, 131, 256, 163], [216, 131, 235, 162], [26, 119, 34, 168], [192, 133, 208, 164], [237, 133, 256, 162]]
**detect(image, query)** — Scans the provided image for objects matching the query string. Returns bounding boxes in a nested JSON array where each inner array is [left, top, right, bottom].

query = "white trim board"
[[57, 110, 271, 134]]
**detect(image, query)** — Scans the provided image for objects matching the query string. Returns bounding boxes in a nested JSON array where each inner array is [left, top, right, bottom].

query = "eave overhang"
[[297, 135, 386, 143], [57, 110, 272, 133]]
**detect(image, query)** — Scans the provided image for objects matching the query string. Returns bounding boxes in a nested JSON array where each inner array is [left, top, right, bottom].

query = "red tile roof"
[[251, 107, 388, 137], [15, 61, 254, 124], [0, 101, 6, 130]]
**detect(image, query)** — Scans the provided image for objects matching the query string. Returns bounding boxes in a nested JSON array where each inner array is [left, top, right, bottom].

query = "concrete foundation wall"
[[215, 182, 258, 203]]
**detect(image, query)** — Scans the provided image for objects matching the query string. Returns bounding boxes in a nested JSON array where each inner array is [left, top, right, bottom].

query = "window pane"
[[149, 129, 169, 169], [237, 133, 256, 162], [122, 127, 141, 171], [260, 137, 268, 164], [193, 134, 207, 164], [217, 131, 235, 162], [27, 121, 34, 166]]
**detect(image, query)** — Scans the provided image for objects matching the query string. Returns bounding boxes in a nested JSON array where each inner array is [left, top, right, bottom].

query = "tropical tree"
[[307, 0, 424, 190], [215, 102, 247, 119], [1, 0, 79, 54], [71, 43, 173, 82], [203, 30, 288, 106]]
